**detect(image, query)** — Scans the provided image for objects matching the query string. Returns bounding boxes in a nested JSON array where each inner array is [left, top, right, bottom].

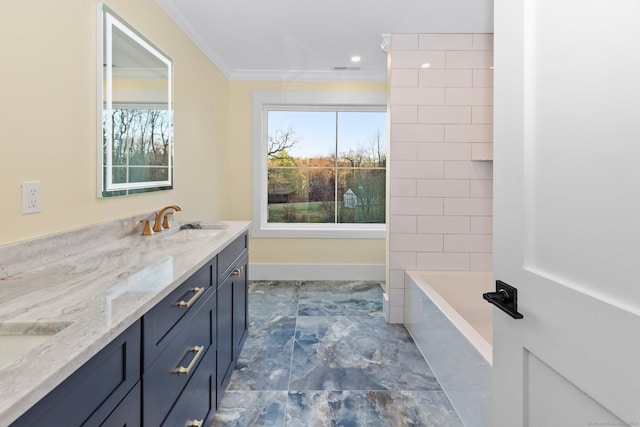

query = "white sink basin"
[[0, 322, 71, 370], [161, 223, 229, 241], [162, 228, 224, 241]]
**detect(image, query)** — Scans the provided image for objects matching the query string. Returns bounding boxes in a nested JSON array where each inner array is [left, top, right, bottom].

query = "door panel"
[[525, 352, 623, 427], [523, 0, 640, 305], [494, 0, 640, 425]]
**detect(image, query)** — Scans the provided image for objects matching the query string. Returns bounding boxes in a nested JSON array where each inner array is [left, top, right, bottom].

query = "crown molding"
[[229, 68, 386, 82]]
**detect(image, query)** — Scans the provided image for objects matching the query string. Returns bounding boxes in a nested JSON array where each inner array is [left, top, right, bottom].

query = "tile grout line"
[[283, 280, 302, 425]]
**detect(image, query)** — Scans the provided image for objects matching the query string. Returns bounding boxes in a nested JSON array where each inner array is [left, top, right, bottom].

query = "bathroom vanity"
[[0, 218, 250, 426]]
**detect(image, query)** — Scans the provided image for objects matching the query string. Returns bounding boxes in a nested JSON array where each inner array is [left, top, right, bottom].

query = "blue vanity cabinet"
[[143, 260, 213, 371], [142, 258, 217, 426], [8, 231, 249, 426], [216, 232, 248, 408], [9, 321, 142, 427]]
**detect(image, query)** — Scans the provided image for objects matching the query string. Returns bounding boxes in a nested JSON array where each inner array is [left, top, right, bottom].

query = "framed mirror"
[[98, 4, 173, 197]]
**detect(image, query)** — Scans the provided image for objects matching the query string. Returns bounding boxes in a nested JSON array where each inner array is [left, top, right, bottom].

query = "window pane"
[[337, 168, 386, 224], [337, 112, 387, 168]]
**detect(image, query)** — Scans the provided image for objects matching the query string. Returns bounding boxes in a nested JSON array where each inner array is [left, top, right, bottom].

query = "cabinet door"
[[216, 274, 234, 408], [11, 321, 141, 427], [232, 257, 248, 357], [97, 382, 141, 427]]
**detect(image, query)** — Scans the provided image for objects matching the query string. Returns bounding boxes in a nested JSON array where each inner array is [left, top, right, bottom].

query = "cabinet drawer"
[[217, 233, 247, 281], [161, 347, 216, 427], [143, 259, 213, 369], [11, 321, 141, 427], [143, 290, 214, 427]]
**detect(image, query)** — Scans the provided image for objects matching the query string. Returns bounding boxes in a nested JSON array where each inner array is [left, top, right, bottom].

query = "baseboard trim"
[[249, 264, 385, 281]]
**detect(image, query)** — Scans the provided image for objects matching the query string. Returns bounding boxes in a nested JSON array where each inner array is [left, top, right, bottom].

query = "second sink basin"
[[161, 223, 229, 241], [0, 322, 71, 370], [163, 229, 224, 241]]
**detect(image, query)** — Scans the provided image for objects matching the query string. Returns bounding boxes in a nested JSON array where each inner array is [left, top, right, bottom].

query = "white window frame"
[[252, 90, 387, 239]]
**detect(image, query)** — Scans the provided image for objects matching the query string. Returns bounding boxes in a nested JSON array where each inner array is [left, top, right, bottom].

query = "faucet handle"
[[162, 213, 174, 230], [140, 219, 153, 236]]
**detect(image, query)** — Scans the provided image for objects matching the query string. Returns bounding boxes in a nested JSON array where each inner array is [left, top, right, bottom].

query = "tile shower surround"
[[388, 33, 494, 323], [211, 280, 464, 426]]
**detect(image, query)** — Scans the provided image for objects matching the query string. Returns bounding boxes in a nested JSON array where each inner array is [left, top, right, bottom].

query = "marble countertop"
[[0, 220, 250, 425]]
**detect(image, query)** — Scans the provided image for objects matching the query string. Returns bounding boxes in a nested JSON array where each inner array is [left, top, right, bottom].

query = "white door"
[[493, 0, 640, 425]]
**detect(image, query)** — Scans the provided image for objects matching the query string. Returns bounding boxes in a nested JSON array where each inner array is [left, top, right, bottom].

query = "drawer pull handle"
[[173, 345, 204, 375], [231, 266, 244, 277], [176, 287, 205, 308], [187, 420, 203, 427]]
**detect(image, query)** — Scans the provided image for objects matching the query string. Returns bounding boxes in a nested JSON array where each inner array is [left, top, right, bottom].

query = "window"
[[253, 91, 387, 238]]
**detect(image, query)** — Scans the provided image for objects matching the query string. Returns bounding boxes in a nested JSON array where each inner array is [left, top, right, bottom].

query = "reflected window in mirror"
[[99, 4, 173, 197]]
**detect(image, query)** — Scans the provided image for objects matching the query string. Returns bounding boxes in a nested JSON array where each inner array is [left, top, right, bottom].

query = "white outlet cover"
[[22, 181, 41, 214]]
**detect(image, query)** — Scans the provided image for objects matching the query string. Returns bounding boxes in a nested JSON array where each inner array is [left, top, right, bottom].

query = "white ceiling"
[[155, 0, 493, 81]]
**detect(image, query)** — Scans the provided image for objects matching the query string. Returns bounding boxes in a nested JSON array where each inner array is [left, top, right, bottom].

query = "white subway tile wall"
[[392, 34, 419, 51], [472, 106, 493, 124], [389, 33, 493, 322], [390, 142, 419, 160]]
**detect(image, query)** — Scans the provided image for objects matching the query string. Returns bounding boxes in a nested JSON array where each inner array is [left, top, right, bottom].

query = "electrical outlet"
[[22, 181, 42, 214]]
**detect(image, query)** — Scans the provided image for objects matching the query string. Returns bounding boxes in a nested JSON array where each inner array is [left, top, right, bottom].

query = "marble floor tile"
[[249, 281, 301, 320], [289, 315, 441, 391], [212, 281, 463, 427], [297, 281, 383, 316], [228, 316, 296, 391], [285, 390, 463, 427], [211, 391, 287, 427]]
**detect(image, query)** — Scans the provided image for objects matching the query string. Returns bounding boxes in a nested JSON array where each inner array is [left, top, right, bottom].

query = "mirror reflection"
[[100, 5, 173, 197]]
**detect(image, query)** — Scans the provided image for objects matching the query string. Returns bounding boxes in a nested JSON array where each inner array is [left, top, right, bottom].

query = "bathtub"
[[404, 271, 493, 427]]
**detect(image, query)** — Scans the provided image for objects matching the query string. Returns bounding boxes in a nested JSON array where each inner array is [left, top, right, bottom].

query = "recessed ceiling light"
[[351, 56, 361, 63], [421, 63, 431, 68]]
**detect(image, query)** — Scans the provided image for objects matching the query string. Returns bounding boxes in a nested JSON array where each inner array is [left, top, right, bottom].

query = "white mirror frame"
[[98, 4, 173, 197]]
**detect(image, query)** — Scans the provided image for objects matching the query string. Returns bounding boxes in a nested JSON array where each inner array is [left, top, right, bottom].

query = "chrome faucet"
[[153, 205, 182, 232]]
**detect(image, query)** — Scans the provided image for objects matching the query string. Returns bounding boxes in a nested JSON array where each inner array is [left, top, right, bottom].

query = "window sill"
[[252, 223, 386, 239]]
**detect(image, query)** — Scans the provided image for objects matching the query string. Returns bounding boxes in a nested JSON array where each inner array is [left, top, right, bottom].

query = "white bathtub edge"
[[405, 270, 492, 365]]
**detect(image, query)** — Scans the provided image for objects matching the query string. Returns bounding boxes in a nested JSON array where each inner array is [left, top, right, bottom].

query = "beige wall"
[[226, 80, 386, 266], [0, 0, 228, 246], [0, 2, 386, 270]]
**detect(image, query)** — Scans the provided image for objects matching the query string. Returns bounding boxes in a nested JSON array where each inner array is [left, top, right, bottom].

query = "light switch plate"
[[22, 181, 42, 214]]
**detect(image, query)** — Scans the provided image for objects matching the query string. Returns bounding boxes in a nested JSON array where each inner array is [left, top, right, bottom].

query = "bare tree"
[[369, 128, 386, 167], [338, 128, 386, 222], [268, 128, 298, 159]]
